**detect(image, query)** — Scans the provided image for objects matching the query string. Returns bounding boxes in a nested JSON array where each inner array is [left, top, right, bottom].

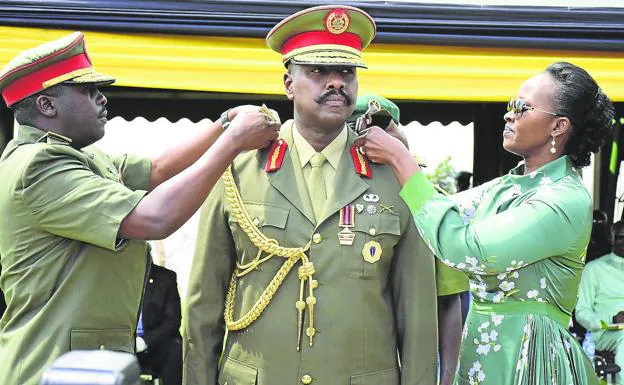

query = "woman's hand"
[[354, 126, 407, 165], [355, 126, 421, 186]]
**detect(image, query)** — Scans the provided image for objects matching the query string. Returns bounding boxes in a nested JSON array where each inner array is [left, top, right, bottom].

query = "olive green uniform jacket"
[[0, 125, 151, 385], [183, 122, 438, 385]]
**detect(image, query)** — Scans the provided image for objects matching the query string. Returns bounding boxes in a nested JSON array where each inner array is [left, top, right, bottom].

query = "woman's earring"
[[550, 135, 556, 154]]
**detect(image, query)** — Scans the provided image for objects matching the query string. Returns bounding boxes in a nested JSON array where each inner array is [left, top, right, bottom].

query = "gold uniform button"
[[301, 374, 312, 384], [368, 228, 377, 236], [312, 233, 322, 244], [253, 217, 260, 226], [99, 344, 106, 350]]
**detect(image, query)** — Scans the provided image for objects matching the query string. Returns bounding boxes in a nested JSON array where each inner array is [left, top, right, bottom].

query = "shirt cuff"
[[399, 172, 436, 214]]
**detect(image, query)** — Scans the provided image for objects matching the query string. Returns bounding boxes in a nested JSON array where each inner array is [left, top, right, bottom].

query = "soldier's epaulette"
[[265, 139, 288, 172], [350, 144, 372, 178], [37, 131, 72, 145]]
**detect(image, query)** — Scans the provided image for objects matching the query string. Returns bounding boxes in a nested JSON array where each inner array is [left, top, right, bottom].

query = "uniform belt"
[[473, 301, 571, 328]]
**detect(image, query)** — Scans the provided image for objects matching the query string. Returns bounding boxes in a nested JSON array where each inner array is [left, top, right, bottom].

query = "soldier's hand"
[[229, 105, 269, 120], [225, 109, 281, 151], [613, 310, 624, 324]]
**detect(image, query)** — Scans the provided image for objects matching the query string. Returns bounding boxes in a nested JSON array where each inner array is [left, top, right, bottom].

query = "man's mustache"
[[314, 89, 352, 105]]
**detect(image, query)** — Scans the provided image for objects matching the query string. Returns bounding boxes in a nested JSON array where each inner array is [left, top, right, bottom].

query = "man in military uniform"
[[184, 6, 438, 385], [349, 94, 469, 385], [0, 32, 279, 385]]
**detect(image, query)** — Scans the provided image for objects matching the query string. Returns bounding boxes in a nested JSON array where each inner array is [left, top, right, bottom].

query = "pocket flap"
[[70, 328, 133, 353], [353, 214, 400, 236], [218, 357, 258, 385], [351, 366, 400, 384], [243, 202, 289, 229]]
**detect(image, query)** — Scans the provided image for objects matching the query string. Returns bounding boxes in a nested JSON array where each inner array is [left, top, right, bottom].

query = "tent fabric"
[[1, 26, 623, 102], [0, 0, 623, 52]]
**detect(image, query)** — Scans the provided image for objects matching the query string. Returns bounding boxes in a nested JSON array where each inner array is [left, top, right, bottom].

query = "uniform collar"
[[2, 125, 73, 161], [15, 125, 49, 144], [292, 123, 348, 171], [606, 252, 624, 268], [15, 124, 72, 145]]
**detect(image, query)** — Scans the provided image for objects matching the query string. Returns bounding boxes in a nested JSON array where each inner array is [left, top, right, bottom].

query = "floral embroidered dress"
[[400, 156, 599, 385]]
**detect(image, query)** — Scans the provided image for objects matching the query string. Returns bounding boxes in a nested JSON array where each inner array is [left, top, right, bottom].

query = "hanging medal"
[[338, 205, 356, 246]]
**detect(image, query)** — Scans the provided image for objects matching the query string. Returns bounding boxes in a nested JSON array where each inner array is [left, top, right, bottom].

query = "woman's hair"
[[545, 62, 615, 168]]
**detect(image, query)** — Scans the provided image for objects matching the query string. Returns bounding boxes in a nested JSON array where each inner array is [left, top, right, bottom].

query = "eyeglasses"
[[507, 98, 564, 119]]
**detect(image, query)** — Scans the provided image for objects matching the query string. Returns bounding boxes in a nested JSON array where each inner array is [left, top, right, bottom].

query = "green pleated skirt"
[[455, 301, 599, 385]]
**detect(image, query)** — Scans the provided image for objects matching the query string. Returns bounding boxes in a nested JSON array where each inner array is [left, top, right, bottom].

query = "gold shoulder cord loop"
[[222, 166, 317, 350]]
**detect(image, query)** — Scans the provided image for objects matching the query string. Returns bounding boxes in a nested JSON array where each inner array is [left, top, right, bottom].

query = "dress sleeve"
[[436, 260, 469, 296], [400, 172, 590, 274], [20, 147, 147, 250]]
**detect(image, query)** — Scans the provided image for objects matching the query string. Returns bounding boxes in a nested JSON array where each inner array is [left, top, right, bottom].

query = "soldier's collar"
[[16, 125, 72, 145], [265, 120, 372, 178], [292, 122, 347, 170]]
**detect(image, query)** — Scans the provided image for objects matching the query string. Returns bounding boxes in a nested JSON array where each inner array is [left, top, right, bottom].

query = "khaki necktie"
[[308, 152, 327, 221]]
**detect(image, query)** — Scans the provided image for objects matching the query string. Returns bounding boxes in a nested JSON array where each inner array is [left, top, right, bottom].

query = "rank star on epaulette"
[[265, 139, 288, 172], [350, 144, 372, 178]]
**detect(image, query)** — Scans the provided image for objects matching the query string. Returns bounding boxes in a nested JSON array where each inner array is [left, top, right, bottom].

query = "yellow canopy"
[[1, 26, 623, 101]]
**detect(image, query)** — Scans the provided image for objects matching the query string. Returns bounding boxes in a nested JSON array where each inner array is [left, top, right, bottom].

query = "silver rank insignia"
[[363, 193, 380, 203]]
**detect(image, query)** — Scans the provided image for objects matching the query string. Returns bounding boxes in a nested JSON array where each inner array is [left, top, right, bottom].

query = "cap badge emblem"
[[368, 99, 381, 111], [325, 9, 350, 34]]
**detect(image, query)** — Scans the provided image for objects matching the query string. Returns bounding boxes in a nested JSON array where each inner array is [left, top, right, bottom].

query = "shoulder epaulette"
[[40, 131, 72, 145], [265, 139, 288, 172], [350, 144, 372, 178]]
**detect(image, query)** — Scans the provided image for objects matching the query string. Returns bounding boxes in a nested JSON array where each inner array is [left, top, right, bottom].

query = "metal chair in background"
[[595, 349, 621, 384]]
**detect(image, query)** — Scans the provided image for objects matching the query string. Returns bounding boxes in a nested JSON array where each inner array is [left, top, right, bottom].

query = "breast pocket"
[[351, 366, 400, 384], [234, 202, 290, 273], [342, 214, 401, 279], [70, 328, 133, 353], [218, 356, 258, 385]]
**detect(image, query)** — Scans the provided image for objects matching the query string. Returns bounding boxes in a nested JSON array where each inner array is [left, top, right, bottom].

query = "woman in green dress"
[[356, 62, 615, 384]]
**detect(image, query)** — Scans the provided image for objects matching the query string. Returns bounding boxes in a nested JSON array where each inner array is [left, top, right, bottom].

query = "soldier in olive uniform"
[[184, 6, 438, 385], [0, 32, 279, 385], [349, 94, 469, 385]]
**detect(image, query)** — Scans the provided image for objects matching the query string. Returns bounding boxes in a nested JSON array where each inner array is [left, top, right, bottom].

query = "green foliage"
[[426, 156, 457, 194]]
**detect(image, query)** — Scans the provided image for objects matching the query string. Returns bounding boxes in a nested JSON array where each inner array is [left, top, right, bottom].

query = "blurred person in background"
[[577, 220, 624, 385]]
